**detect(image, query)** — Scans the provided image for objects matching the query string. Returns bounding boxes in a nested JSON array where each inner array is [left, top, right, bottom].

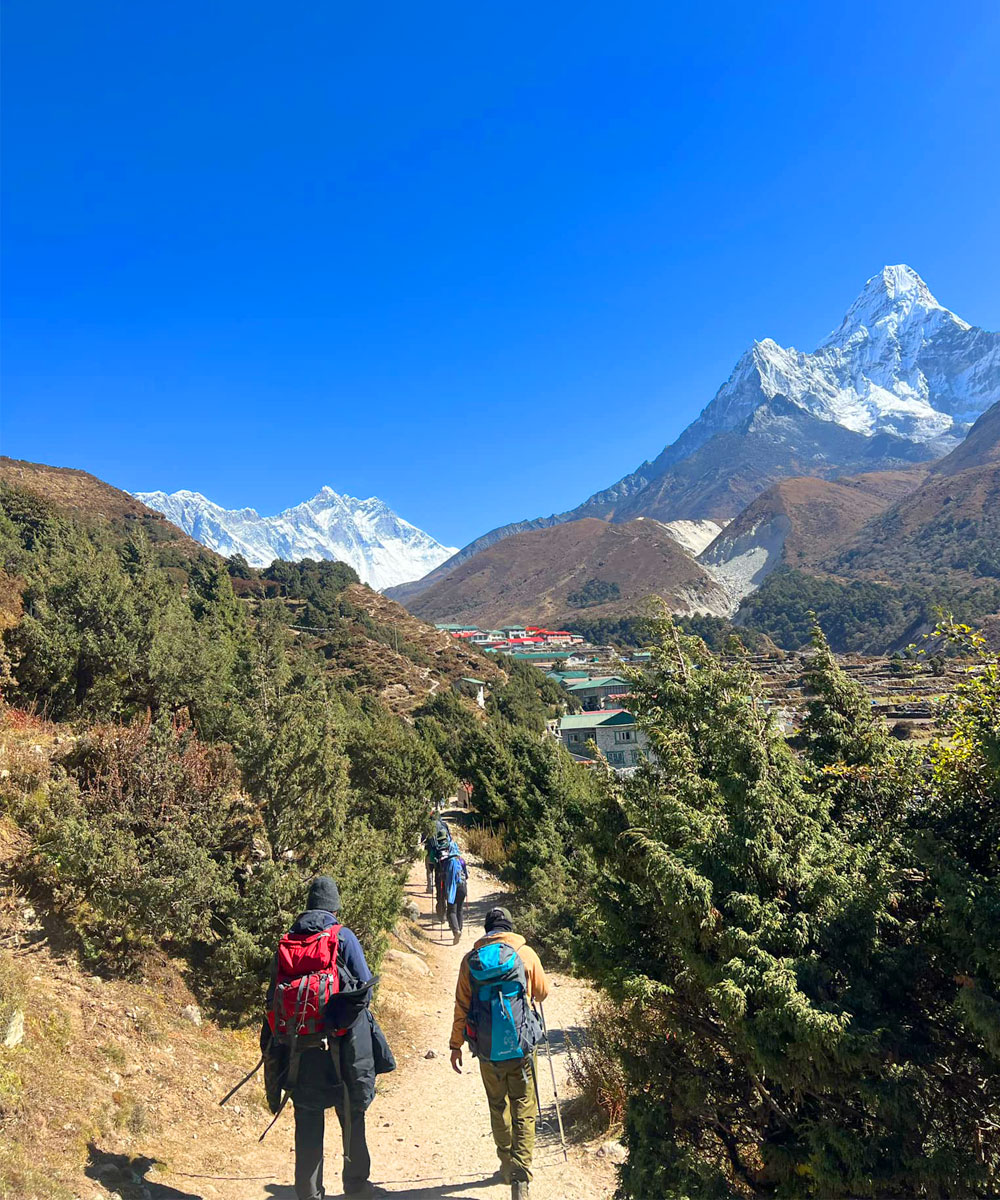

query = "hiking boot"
[[511, 1182, 530, 1200], [344, 1184, 388, 1198], [452, 930, 461, 944]]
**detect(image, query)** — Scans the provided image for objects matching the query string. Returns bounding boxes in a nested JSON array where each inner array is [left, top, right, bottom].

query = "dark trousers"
[[293, 1104, 370, 1199], [446, 884, 467, 937]]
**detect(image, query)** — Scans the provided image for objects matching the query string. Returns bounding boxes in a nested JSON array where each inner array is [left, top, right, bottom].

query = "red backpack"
[[267, 924, 343, 1046]]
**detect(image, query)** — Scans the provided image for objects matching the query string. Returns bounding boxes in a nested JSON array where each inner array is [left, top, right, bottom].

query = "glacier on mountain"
[[134, 487, 458, 591]]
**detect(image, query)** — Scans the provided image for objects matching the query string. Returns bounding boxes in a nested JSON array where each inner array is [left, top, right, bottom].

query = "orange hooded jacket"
[[450, 930, 549, 1050]]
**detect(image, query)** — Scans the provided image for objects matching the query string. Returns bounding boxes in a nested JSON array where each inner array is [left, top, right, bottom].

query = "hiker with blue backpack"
[[260, 876, 395, 1200], [440, 838, 469, 944], [449, 906, 549, 1200]]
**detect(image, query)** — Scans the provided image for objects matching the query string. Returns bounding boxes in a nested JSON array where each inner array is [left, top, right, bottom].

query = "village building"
[[557, 709, 649, 771], [563, 675, 632, 710]]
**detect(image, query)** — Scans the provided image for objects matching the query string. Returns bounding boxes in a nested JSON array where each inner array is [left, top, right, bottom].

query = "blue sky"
[[3, 0, 999, 547]]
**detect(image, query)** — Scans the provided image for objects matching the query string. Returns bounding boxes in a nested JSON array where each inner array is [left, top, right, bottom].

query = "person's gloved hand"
[[450, 1048, 463, 1073]]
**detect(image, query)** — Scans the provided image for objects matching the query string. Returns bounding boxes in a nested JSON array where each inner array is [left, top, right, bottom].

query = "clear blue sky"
[[3, 1, 999, 547]]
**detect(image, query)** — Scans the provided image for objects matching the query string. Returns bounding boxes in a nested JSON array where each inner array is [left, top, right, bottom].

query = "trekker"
[[433, 827, 452, 922], [424, 832, 438, 894], [450, 906, 549, 1200], [262, 876, 395, 1200], [441, 838, 469, 944], [425, 816, 451, 895]]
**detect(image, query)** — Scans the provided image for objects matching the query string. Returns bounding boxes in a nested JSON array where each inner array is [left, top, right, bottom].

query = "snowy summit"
[[664, 264, 998, 463], [133, 486, 458, 591]]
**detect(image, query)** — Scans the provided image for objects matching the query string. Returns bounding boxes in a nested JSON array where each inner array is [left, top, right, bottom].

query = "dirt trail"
[[153, 820, 617, 1200]]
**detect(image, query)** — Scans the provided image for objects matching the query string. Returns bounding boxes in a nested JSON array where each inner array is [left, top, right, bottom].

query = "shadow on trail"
[[265, 1175, 499, 1199], [85, 1145, 201, 1200]]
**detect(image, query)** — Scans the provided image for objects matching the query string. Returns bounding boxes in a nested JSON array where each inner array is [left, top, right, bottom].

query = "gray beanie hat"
[[306, 875, 342, 913]]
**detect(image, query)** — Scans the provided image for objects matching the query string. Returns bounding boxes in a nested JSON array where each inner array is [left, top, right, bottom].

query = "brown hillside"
[[703, 468, 927, 573], [928, 401, 1000, 476], [404, 517, 729, 628], [318, 584, 506, 712], [0, 457, 211, 560], [828, 406, 1000, 586]]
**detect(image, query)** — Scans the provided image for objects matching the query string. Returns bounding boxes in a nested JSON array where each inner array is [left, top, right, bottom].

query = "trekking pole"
[[219, 1055, 263, 1106], [539, 1002, 568, 1161]]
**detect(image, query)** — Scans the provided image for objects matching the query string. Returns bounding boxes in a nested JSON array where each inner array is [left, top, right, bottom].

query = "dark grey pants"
[[446, 883, 467, 936], [293, 1103, 370, 1199]]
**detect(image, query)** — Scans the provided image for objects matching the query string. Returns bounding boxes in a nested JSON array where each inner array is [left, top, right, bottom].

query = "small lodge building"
[[563, 675, 632, 711], [558, 709, 649, 771]]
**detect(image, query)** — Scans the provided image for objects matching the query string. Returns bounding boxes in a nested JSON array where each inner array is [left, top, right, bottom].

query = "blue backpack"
[[464, 942, 543, 1062]]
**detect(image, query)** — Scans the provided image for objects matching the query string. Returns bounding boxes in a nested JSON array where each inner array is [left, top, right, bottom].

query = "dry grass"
[[0, 831, 267, 1199], [463, 823, 508, 871], [565, 998, 629, 1136]]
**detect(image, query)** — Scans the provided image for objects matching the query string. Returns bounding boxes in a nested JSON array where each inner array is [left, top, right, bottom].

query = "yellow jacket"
[[450, 930, 549, 1050]]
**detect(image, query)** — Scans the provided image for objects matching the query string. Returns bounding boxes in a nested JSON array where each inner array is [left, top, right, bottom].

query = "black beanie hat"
[[484, 906, 513, 933], [307, 875, 342, 913]]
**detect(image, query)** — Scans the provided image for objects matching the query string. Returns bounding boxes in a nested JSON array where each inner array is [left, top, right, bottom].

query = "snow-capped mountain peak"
[[133, 487, 458, 591], [821, 264, 969, 348], [654, 264, 996, 467]]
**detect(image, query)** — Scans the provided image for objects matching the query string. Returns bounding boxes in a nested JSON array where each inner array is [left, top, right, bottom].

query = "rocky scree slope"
[[699, 468, 928, 606]]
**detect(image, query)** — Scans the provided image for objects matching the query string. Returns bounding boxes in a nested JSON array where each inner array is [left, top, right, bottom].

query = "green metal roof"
[[559, 710, 636, 730], [563, 676, 630, 691], [509, 651, 574, 660], [436, 623, 479, 631]]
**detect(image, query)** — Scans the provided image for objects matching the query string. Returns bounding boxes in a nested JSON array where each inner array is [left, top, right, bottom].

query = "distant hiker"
[[441, 838, 469, 944], [261, 876, 396, 1200], [423, 833, 438, 894], [450, 906, 549, 1200], [433, 825, 452, 922], [425, 816, 451, 895]]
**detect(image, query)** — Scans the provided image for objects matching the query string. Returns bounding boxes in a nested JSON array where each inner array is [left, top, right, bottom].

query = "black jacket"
[[261, 912, 395, 1113]]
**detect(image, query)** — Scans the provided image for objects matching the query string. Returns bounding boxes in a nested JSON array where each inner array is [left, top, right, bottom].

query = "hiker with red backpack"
[[449, 906, 549, 1200], [261, 876, 395, 1200]]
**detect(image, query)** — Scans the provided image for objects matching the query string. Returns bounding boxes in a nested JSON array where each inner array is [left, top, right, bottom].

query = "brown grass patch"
[[564, 998, 628, 1136], [463, 823, 508, 871]]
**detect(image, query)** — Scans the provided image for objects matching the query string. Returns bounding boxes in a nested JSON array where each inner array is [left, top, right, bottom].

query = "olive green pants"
[[478, 1054, 538, 1183]]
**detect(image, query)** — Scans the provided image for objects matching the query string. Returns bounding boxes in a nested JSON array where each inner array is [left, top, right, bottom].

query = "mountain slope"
[[0, 457, 211, 561], [581, 264, 997, 523], [404, 516, 730, 629], [699, 467, 927, 606], [830, 401, 1000, 585], [134, 487, 457, 590]]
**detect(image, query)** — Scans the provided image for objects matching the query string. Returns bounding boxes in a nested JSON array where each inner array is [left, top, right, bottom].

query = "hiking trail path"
[[148, 818, 618, 1200]]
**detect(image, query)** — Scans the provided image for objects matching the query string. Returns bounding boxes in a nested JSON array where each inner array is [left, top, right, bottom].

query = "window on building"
[[614, 729, 634, 742], [607, 751, 626, 766]]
